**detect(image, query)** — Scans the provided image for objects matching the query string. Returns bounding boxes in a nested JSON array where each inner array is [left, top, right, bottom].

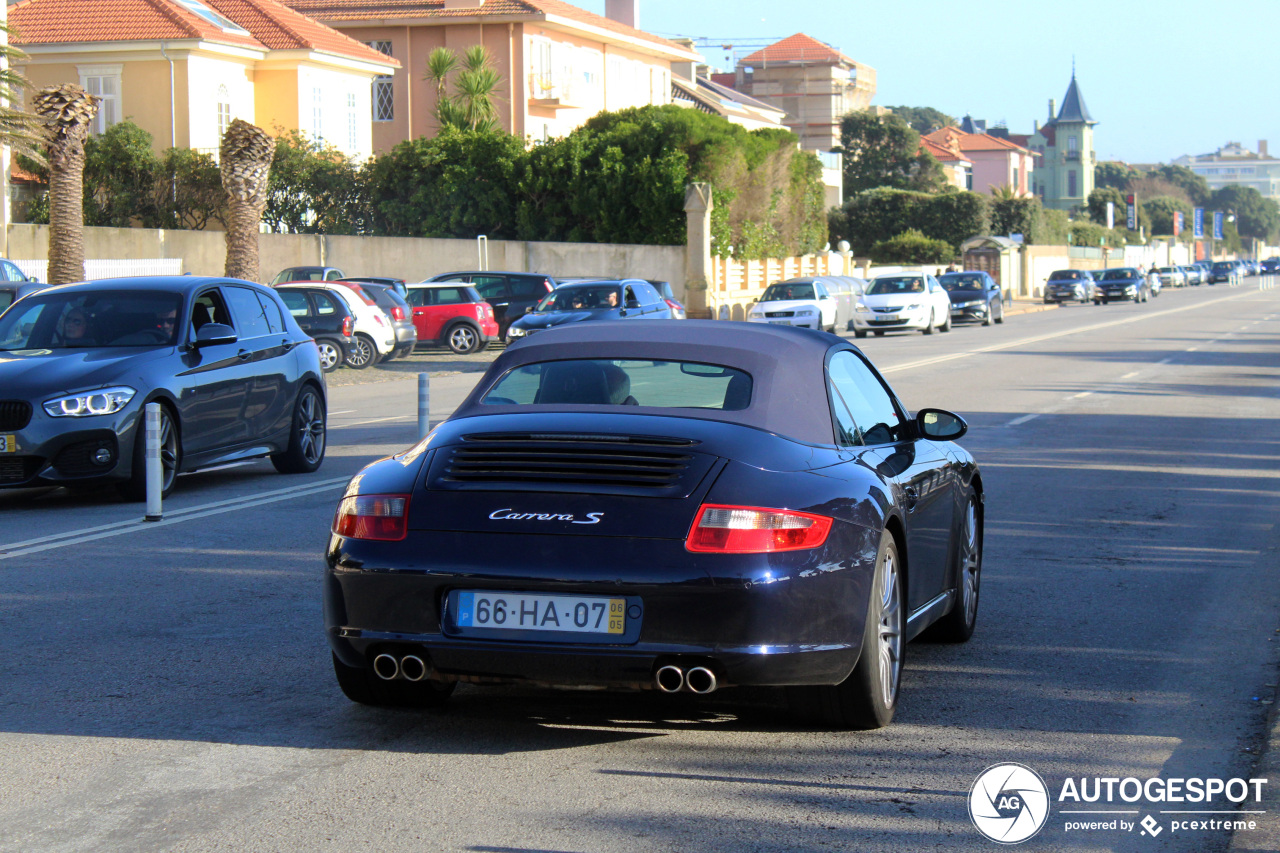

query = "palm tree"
[[219, 118, 274, 282], [424, 45, 503, 133], [0, 24, 44, 162], [33, 84, 97, 285]]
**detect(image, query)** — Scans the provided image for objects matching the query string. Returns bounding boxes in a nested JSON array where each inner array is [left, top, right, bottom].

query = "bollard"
[[144, 402, 163, 521], [418, 373, 431, 439]]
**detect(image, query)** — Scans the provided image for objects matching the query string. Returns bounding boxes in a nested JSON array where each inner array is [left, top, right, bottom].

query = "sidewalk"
[[1003, 298, 1060, 317]]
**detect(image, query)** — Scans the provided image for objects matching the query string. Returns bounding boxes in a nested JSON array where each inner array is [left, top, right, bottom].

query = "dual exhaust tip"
[[655, 664, 718, 694], [373, 653, 429, 682]]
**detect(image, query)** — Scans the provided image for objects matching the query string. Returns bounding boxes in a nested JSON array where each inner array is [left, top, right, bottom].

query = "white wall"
[[186, 55, 255, 151], [296, 64, 374, 161]]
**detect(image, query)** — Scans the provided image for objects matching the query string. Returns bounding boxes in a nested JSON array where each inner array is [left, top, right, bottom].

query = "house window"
[[532, 39, 553, 97], [366, 41, 394, 122], [1068, 170, 1078, 197], [312, 87, 324, 142], [1068, 135, 1078, 152], [216, 85, 231, 139], [79, 65, 122, 134], [347, 92, 357, 151]]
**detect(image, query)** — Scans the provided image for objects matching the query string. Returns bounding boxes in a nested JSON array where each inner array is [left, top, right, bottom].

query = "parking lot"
[[2, 280, 1280, 851]]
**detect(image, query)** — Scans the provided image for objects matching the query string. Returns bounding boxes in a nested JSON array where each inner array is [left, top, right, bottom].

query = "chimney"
[[1033, 119, 1040, 133], [1260, 139, 1269, 158], [1048, 99, 1056, 122], [605, 0, 638, 29], [443, 0, 484, 8]]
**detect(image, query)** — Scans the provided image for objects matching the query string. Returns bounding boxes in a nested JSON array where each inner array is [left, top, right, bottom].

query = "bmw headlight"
[[43, 386, 136, 418], [507, 326, 525, 338]]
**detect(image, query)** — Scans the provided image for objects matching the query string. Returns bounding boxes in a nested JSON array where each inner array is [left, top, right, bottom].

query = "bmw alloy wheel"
[[297, 388, 326, 466], [877, 549, 903, 707]]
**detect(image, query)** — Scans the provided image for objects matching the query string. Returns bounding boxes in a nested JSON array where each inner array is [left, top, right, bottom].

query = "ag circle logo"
[[969, 763, 1050, 844]]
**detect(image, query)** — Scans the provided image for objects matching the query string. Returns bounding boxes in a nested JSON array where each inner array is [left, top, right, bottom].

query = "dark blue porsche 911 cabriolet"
[[325, 322, 983, 728]]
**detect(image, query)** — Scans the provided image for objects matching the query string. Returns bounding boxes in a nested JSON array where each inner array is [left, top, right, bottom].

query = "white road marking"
[[882, 288, 1271, 375], [1005, 414, 1040, 427], [1120, 371, 1141, 380], [0, 476, 351, 560], [333, 415, 413, 429], [1072, 391, 1093, 399]]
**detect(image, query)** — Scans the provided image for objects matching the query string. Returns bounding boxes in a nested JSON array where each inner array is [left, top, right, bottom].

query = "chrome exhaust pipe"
[[372, 653, 400, 681], [685, 666, 718, 694], [399, 655, 427, 682], [655, 665, 685, 693]]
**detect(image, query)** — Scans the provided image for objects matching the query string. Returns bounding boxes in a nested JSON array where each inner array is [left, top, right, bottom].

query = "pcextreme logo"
[[969, 763, 1051, 844]]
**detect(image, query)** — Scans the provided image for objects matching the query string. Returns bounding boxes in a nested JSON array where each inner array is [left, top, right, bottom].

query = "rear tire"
[[270, 385, 326, 474], [923, 493, 981, 642], [332, 653, 456, 709], [873, 330, 885, 337], [922, 311, 934, 335], [346, 334, 377, 369], [940, 311, 952, 332], [994, 302, 1004, 324], [446, 323, 481, 354], [854, 330, 867, 339], [315, 339, 344, 373], [790, 532, 902, 729], [118, 403, 180, 502]]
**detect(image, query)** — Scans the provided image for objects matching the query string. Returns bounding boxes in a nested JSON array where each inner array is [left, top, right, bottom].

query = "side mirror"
[[194, 323, 237, 347], [916, 408, 967, 441], [818, 293, 829, 300], [524, 306, 533, 314]]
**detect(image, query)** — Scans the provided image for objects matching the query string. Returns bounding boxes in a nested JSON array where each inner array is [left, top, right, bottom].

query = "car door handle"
[[903, 487, 919, 511], [237, 349, 252, 361], [281, 339, 296, 352]]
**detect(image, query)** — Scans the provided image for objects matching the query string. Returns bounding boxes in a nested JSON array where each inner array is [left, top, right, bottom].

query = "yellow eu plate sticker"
[[608, 599, 625, 634], [0, 435, 15, 453]]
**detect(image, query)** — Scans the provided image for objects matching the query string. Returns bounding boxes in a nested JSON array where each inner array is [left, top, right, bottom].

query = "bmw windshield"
[[532, 286, 620, 313], [0, 290, 182, 350]]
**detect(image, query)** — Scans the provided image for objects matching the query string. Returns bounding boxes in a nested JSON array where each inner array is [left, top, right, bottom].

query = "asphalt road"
[[2, 280, 1279, 852]]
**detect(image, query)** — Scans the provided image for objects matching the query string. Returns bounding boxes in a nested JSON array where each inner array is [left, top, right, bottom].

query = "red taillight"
[[685, 504, 832, 553], [665, 299, 681, 312], [391, 306, 406, 321], [476, 302, 492, 318], [332, 494, 410, 541], [341, 316, 354, 336]]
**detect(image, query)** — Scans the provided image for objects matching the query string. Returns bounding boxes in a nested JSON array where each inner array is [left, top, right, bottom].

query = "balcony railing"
[[1065, 150, 1081, 162]]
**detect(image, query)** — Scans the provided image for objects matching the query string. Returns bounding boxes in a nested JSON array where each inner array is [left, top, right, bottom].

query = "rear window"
[[483, 359, 752, 410]]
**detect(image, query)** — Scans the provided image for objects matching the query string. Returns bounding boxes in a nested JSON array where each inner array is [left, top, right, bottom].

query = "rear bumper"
[[324, 525, 875, 688]]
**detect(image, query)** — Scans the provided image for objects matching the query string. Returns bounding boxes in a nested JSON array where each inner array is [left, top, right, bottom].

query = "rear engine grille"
[[0, 401, 32, 431], [0, 456, 42, 485], [431, 432, 708, 497]]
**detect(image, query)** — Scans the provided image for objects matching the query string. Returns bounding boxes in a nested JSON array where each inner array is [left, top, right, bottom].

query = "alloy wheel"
[[297, 390, 326, 465], [448, 325, 478, 354], [316, 341, 340, 371], [877, 550, 903, 707], [157, 409, 178, 492], [960, 499, 980, 626], [347, 337, 374, 368]]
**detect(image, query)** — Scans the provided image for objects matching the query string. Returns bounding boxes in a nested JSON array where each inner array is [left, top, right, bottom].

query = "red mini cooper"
[[404, 283, 500, 354]]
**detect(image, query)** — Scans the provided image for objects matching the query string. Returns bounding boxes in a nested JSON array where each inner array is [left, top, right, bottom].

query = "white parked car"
[[274, 280, 396, 369], [852, 273, 954, 336], [745, 279, 839, 332]]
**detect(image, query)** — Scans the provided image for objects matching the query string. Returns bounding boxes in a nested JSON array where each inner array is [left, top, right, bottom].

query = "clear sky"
[[577, 0, 1279, 165]]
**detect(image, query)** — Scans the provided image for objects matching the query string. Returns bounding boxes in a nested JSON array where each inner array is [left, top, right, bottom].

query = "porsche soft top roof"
[[453, 320, 854, 444]]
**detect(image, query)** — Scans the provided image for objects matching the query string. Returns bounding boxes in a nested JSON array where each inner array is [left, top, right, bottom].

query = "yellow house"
[[10, 0, 399, 160], [282, 0, 702, 151]]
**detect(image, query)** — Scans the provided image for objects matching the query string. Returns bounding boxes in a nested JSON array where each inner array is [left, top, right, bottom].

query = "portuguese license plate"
[[881, 314, 899, 322], [0, 435, 15, 453], [454, 591, 625, 636], [768, 320, 790, 325]]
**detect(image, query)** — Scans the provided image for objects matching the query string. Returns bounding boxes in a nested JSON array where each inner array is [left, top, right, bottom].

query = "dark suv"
[[275, 285, 358, 372], [424, 271, 556, 341]]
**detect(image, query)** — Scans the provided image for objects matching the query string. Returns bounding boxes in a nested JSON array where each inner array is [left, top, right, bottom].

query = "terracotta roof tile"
[[741, 33, 852, 66], [10, 0, 262, 49], [206, 0, 398, 63], [10, 0, 397, 66], [920, 137, 968, 163], [283, 0, 695, 53], [924, 126, 1029, 154]]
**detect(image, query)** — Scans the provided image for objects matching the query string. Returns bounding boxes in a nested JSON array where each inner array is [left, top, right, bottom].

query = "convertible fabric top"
[[452, 320, 855, 445]]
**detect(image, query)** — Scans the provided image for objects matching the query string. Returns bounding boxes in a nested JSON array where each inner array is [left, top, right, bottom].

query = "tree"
[[425, 45, 504, 133], [1094, 161, 1141, 191], [1141, 196, 1192, 236], [263, 130, 364, 234], [869, 229, 953, 264], [1149, 164, 1210, 207], [219, 119, 275, 281], [838, 111, 946, 195], [1209, 185, 1280, 243], [82, 120, 160, 227], [155, 147, 225, 231], [33, 84, 98, 285], [0, 24, 44, 162], [989, 190, 1045, 243], [885, 106, 957, 136], [1086, 186, 1126, 226], [830, 188, 988, 255]]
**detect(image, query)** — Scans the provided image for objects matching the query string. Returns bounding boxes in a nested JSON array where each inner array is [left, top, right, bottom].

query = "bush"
[[831, 188, 988, 255], [870, 229, 955, 263]]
